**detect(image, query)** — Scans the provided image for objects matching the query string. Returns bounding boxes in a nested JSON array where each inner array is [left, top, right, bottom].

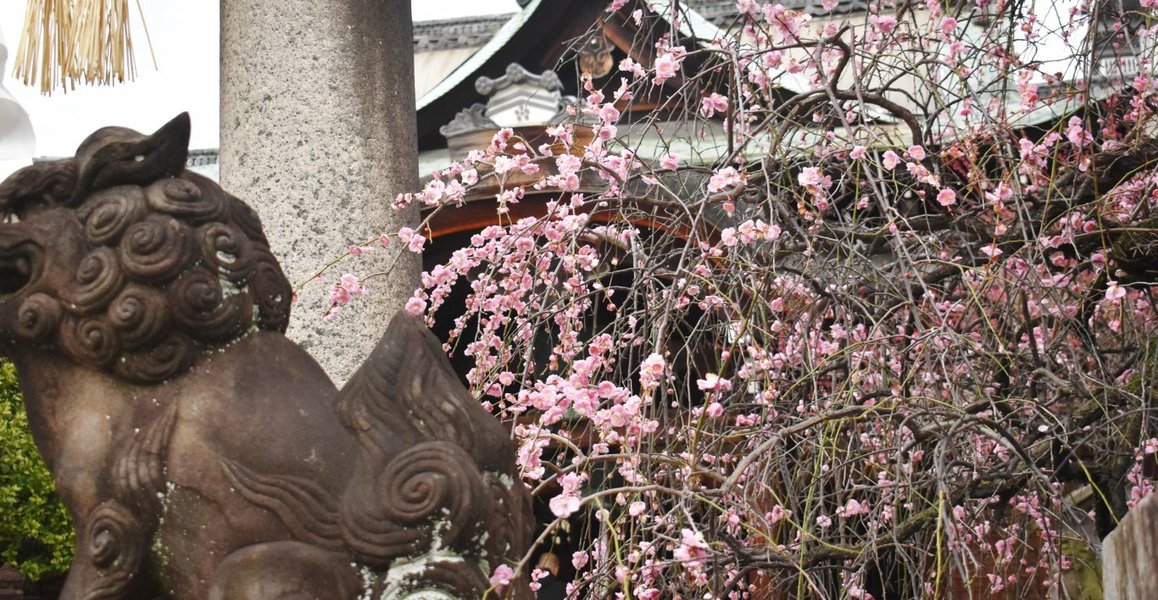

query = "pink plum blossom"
[[708, 166, 744, 192], [797, 166, 826, 188], [327, 274, 365, 311], [550, 494, 582, 518], [696, 373, 733, 392], [397, 227, 426, 253], [1106, 281, 1127, 301], [700, 92, 729, 117], [837, 498, 871, 518], [673, 528, 709, 569], [405, 296, 426, 316], [940, 16, 958, 36], [489, 564, 515, 592], [1066, 117, 1093, 148], [870, 14, 897, 34], [653, 46, 686, 84], [736, 0, 759, 14]]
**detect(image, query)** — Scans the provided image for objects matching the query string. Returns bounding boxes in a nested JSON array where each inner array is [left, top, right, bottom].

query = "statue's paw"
[[208, 542, 360, 600], [60, 501, 152, 600], [376, 555, 490, 599]]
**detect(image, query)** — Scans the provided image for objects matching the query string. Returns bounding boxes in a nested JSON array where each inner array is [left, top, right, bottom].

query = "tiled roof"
[[687, 0, 870, 22], [413, 14, 513, 52], [410, 0, 873, 53]]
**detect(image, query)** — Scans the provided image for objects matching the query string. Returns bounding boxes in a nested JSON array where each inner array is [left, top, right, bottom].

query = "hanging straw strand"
[[15, 0, 74, 94], [71, 0, 136, 86], [15, 0, 144, 95]]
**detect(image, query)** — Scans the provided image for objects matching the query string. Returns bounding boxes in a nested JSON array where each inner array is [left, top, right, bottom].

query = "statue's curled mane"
[[0, 114, 292, 383]]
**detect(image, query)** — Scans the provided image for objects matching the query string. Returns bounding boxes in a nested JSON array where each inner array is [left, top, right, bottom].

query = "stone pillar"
[[1104, 492, 1158, 600], [220, 0, 420, 383]]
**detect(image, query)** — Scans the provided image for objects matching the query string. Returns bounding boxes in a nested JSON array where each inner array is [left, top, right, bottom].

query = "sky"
[[0, 0, 521, 179]]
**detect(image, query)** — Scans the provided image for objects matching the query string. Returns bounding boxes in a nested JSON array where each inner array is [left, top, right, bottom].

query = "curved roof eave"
[[417, 0, 544, 111]]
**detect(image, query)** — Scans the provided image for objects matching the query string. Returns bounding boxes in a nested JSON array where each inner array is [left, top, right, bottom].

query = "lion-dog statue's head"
[[0, 113, 292, 381]]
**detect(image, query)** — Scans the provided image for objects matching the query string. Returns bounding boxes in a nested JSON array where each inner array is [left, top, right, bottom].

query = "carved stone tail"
[[333, 312, 535, 595], [220, 313, 535, 596]]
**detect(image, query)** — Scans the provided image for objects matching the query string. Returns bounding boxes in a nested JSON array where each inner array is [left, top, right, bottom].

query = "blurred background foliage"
[[0, 360, 73, 580]]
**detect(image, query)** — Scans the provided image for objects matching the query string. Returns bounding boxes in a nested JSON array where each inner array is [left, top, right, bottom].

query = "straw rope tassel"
[[15, 0, 143, 95]]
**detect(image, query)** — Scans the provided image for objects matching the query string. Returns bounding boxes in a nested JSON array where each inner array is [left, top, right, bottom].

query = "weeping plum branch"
[[326, 0, 1158, 597]]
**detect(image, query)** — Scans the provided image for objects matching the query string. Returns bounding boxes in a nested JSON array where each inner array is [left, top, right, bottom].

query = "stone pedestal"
[[220, 0, 420, 383], [0, 566, 21, 599]]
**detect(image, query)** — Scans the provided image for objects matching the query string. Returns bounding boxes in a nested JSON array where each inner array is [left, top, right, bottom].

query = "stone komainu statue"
[[0, 114, 533, 599]]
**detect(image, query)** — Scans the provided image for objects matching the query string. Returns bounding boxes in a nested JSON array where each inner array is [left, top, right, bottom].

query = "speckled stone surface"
[[1105, 493, 1158, 600], [220, 0, 421, 384]]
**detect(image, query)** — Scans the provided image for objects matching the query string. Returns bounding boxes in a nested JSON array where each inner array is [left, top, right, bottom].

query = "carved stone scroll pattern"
[[15, 172, 292, 384]]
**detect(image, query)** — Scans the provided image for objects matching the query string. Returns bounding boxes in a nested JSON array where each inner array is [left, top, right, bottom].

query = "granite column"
[[220, 0, 420, 383]]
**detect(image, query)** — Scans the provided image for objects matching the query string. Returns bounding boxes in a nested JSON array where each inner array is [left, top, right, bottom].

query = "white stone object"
[[0, 26, 34, 160]]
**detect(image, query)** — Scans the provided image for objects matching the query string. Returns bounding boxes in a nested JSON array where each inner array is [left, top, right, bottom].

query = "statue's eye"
[[8, 195, 50, 221]]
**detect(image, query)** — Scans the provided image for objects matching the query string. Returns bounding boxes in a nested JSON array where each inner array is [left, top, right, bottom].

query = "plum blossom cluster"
[[322, 273, 366, 322], [330, 0, 1156, 597]]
